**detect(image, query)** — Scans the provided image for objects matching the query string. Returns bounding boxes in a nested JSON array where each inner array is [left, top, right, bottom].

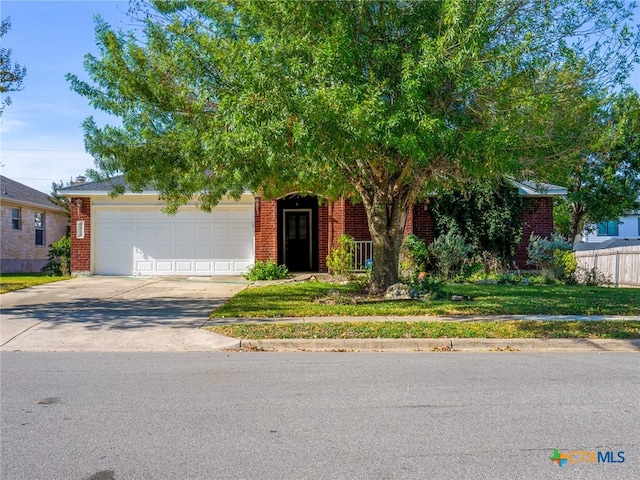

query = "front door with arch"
[[278, 195, 318, 271]]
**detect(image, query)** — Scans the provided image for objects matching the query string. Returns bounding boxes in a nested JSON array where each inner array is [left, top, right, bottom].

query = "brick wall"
[[409, 201, 437, 246], [69, 197, 91, 274], [254, 198, 278, 263], [253, 195, 555, 272], [514, 197, 554, 269], [343, 201, 371, 241], [318, 202, 329, 272], [1, 202, 68, 273]]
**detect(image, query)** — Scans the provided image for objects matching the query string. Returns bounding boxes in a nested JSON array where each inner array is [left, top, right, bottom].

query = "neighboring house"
[[1, 176, 69, 273], [61, 177, 565, 276], [582, 212, 640, 242]]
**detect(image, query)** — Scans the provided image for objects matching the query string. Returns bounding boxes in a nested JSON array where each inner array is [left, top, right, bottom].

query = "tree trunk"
[[570, 201, 587, 243], [361, 188, 412, 295]]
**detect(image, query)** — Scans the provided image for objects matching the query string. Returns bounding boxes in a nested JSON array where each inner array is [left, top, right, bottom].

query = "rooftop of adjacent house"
[[0, 175, 64, 211], [574, 238, 640, 251], [509, 179, 567, 196], [61, 175, 568, 197]]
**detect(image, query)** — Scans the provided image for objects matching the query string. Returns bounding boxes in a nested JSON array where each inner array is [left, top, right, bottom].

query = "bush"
[[326, 234, 355, 278], [400, 234, 429, 279], [526, 234, 574, 282], [427, 231, 473, 281], [577, 267, 611, 286], [42, 236, 71, 276], [244, 259, 289, 281], [410, 273, 448, 299]]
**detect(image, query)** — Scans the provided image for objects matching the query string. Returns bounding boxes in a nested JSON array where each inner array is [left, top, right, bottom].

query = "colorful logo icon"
[[550, 449, 569, 467]]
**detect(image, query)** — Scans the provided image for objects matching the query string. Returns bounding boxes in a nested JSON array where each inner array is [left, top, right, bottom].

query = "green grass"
[[212, 281, 640, 318], [207, 320, 640, 340], [0, 273, 70, 294]]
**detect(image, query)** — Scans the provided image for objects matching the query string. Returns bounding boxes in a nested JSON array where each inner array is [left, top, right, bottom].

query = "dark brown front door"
[[284, 211, 311, 271]]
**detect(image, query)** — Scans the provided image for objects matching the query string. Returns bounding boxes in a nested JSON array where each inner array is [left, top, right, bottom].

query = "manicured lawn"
[[0, 274, 70, 294], [207, 320, 640, 340], [211, 281, 640, 318]]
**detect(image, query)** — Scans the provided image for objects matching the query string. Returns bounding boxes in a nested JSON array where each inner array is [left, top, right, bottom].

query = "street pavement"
[[2, 352, 639, 480]]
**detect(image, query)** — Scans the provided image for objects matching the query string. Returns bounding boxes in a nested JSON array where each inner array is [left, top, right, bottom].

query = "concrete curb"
[[236, 338, 640, 352]]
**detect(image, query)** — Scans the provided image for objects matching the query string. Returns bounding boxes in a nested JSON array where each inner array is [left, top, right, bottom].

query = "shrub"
[[244, 259, 289, 281], [42, 236, 71, 276], [411, 273, 448, 299], [427, 231, 473, 281], [526, 233, 573, 281], [432, 179, 525, 265], [577, 267, 611, 286], [400, 234, 429, 279], [554, 249, 578, 284], [326, 234, 355, 278]]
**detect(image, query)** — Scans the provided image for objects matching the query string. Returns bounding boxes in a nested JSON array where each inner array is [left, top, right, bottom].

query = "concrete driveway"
[[0, 277, 248, 352]]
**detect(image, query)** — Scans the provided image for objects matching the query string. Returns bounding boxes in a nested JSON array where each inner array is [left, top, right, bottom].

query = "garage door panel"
[[94, 206, 253, 275]]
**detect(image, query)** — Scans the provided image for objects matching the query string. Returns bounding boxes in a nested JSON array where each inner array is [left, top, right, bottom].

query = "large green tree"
[[68, 0, 639, 292], [553, 90, 640, 241], [1, 17, 27, 116]]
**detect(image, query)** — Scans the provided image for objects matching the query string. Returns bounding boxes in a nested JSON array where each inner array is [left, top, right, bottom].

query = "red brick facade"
[[68, 193, 553, 275], [254, 195, 554, 272], [513, 197, 554, 269], [69, 197, 91, 273]]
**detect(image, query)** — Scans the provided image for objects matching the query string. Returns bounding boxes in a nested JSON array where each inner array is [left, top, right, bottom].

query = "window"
[[597, 220, 619, 236], [76, 220, 85, 239], [11, 208, 21, 229], [35, 212, 45, 246], [638, 217, 640, 236]]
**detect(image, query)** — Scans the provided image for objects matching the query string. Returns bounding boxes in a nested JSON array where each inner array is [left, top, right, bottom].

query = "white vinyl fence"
[[574, 244, 640, 287]]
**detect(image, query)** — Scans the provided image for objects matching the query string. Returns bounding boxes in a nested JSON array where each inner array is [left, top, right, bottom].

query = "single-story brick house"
[[1, 175, 69, 273], [61, 177, 565, 276]]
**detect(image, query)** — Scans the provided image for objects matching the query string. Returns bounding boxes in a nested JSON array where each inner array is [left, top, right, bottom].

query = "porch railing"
[[352, 241, 373, 272]]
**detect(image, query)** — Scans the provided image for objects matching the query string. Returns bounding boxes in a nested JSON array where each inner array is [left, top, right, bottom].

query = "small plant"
[[577, 267, 611, 287], [326, 234, 355, 278], [400, 234, 429, 280], [526, 233, 574, 282], [427, 231, 473, 281], [42, 236, 71, 276], [412, 274, 448, 299], [554, 249, 578, 284], [244, 259, 289, 281]]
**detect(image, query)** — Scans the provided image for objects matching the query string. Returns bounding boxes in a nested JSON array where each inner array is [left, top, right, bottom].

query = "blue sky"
[[1, 1, 640, 194]]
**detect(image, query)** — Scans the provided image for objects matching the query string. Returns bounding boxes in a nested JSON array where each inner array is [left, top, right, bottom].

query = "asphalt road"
[[1, 352, 638, 480]]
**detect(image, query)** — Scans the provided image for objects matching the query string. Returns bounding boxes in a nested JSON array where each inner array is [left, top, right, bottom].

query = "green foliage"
[[243, 259, 289, 281], [326, 234, 355, 278], [68, 0, 639, 291], [42, 236, 71, 276], [432, 179, 525, 264], [552, 91, 640, 240], [1, 17, 27, 116], [212, 281, 640, 318], [554, 249, 578, 284], [427, 231, 474, 281], [0, 274, 69, 294], [400, 234, 429, 279], [209, 320, 640, 341], [526, 234, 574, 282]]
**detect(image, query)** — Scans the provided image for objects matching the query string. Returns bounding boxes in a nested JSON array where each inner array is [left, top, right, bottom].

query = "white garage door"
[[94, 206, 254, 275]]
